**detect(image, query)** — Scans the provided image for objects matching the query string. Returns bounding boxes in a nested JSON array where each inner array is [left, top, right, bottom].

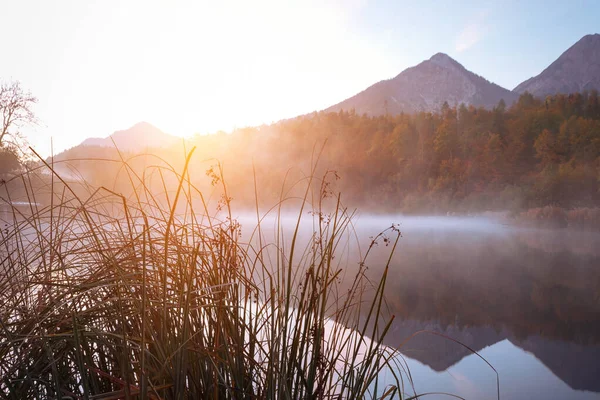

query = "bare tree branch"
[[0, 80, 38, 148]]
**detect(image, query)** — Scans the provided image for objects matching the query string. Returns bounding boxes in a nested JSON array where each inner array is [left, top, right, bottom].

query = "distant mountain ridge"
[[66, 34, 600, 151], [79, 121, 179, 152], [514, 34, 600, 97], [325, 52, 518, 116], [325, 33, 600, 116]]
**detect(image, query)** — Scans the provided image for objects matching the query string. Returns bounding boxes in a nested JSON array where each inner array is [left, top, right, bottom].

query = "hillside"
[[514, 34, 600, 97], [325, 53, 518, 115], [79, 121, 180, 152]]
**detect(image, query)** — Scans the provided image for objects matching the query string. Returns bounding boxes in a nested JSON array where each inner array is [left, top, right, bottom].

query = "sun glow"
[[2, 0, 393, 156]]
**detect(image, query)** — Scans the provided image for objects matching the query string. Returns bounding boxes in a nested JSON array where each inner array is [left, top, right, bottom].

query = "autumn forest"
[[49, 90, 600, 221]]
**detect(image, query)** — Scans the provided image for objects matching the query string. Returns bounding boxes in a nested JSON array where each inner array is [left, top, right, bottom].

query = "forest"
[[40, 91, 600, 222]]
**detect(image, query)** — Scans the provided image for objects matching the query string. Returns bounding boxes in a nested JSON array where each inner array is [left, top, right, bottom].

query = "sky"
[[1, 0, 599, 156]]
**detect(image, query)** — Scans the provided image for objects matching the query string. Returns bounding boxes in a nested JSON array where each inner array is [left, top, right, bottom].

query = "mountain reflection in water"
[[354, 216, 600, 399], [239, 214, 600, 399]]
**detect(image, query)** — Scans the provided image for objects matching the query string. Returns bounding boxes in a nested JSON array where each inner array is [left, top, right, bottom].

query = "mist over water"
[[237, 212, 600, 399]]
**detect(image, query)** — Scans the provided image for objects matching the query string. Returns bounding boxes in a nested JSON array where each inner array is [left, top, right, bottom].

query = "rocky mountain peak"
[[579, 33, 600, 44], [514, 33, 600, 96], [429, 52, 463, 70], [324, 53, 517, 116]]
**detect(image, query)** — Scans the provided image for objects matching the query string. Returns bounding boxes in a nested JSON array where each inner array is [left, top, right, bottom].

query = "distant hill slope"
[[47, 122, 183, 179], [79, 121, 180, 152], [514, 34, 600, 97], [325, 53, 518, 116]]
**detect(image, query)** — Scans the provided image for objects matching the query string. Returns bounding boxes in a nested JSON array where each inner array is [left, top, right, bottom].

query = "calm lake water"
[[239, 213, 600, 400], [6, 206, 596, 399]]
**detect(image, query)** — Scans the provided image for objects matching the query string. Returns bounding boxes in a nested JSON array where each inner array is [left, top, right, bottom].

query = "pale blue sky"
[[1, 0, 598, 155], [353, 0, 600, 90]]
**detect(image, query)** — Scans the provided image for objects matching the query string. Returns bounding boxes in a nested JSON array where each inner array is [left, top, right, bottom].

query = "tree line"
[[186, 90, 600, 213], [36, 90, 600, 215]]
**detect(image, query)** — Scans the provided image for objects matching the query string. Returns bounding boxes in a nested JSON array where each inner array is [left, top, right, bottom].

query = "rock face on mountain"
[[80, 121, 179, 152], [514, 34, 600, 97], [325, 53, 517, 115]]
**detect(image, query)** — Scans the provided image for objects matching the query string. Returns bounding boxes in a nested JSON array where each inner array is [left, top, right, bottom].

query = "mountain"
[[514, 34, 600, 97], [515, 336, 600, 392], [324, 53, 518, 115], [386, 320, 600, 393], [80, 122, 180, 152]]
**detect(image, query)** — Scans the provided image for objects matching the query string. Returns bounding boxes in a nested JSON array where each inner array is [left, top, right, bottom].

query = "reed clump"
[[0, 148, 404, 399]]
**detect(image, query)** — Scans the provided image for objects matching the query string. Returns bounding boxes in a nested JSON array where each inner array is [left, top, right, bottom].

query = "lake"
[[3, 205, 598, 399], [238, 213, 600, 399]]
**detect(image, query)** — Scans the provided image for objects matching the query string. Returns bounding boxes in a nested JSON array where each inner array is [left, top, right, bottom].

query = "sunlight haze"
[[1, 0, 598, 156], [2, 2, 600, 398]]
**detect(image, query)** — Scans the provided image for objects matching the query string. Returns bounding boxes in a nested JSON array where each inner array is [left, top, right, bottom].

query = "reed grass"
[[0, 147, 406, 399]]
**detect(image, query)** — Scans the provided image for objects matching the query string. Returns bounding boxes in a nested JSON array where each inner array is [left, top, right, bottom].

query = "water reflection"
[[238, 213, 600, 398], [354, 216, 600, 398]]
